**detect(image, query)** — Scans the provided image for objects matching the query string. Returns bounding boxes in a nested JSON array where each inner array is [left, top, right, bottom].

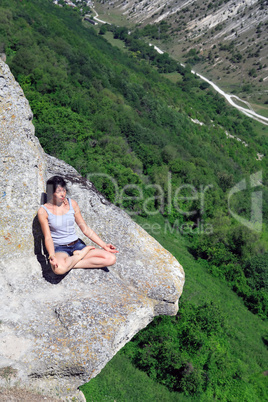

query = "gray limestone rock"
[[0, 59, 46, 259], [0, 59, 185, 400]]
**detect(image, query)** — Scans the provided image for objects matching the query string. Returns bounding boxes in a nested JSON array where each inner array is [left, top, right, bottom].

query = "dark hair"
[[46, 176, 67, 200]]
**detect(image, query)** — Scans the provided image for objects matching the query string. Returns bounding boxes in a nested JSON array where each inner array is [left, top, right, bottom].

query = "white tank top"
[[41, 198, 78, 246]]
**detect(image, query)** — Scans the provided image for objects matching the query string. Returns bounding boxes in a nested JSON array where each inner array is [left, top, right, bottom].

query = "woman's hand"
[[103, 243, 118, 253]]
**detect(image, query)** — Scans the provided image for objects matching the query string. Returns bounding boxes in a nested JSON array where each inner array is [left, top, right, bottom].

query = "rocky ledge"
[[0, 59, 184, 400]]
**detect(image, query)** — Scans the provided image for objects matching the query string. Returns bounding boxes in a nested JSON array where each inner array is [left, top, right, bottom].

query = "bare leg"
[[73, 246, 95, 259], [73, 248, 116, 269], [52, 246, 93, 275]]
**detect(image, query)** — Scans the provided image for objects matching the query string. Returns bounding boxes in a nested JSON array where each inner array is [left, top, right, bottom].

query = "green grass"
[[80, 354, 188, 402], [162, 71, 183, 83], [135, 214, 268, 369], [102, 31, 128, 52], [80, 214, 268, 401], [250, 102, 268, 119], [252, 120, 268, 138], [94, 4, 132, 28]]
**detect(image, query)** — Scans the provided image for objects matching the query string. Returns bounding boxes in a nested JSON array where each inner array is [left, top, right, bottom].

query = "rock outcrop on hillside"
[[0, 59, 185, 400], [106, 0, 266, 38]]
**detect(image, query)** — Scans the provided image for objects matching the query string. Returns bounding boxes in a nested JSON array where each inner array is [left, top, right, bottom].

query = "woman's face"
[[53, 185, 66, 204]]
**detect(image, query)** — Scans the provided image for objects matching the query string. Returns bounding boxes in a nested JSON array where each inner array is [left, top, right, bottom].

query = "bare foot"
[[51, 247, 96, 274], [73, 246, 94, 260]]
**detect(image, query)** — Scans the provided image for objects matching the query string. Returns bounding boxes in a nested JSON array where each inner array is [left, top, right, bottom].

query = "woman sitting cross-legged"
[[38, 175, 118, 275]]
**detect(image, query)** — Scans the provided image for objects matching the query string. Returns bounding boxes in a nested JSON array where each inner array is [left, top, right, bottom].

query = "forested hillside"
[[0, 0, 267, 400], [94, 0, 268, 110]]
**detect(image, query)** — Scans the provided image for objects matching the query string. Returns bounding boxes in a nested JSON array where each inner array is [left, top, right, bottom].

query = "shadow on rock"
[[32, 214, 69, 284]]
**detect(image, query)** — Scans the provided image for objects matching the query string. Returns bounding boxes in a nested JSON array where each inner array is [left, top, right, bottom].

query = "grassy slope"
[[134, 214, 268, 372], [80, 354, 189, 402], [81, 214, 268, 401]]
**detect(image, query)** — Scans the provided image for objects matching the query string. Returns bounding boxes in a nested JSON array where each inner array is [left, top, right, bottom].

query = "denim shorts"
[[54, 239, 86, 256]]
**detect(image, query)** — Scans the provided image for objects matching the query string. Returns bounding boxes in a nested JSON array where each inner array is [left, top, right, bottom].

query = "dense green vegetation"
[[81, 214, 268, 401], [0, 0, 267, 399], [100, 22, 181, 73], [80, 353, 186, 402]]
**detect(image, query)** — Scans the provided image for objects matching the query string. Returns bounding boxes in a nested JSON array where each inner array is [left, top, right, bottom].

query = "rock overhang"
[[0, 59, 185, 400]]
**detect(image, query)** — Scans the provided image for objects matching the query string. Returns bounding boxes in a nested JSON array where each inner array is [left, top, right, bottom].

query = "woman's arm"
[[72, 200, 118, 253], [37, 208, 58, 265]]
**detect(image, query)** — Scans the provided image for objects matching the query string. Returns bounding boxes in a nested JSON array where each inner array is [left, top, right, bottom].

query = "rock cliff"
[[0, 59, 185, 400]]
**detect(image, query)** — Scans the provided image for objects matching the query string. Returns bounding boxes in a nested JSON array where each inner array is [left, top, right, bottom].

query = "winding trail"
[[193, 71, 268, 125], [92, 7, 110, 24], [151, 45, 268, 126], [91, 7, 267, 126]]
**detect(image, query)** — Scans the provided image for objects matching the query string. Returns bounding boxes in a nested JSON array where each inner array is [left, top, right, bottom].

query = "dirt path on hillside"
[[90, 5, 268, 126]]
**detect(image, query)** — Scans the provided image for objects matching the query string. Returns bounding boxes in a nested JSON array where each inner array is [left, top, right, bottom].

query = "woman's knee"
[[107, 253, 116, 266]]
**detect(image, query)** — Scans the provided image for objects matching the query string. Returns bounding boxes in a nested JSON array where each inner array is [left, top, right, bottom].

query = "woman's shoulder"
[[69, 198, 77, 205], [70, 198, 79, 212], [37, 205, 48, 218]]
